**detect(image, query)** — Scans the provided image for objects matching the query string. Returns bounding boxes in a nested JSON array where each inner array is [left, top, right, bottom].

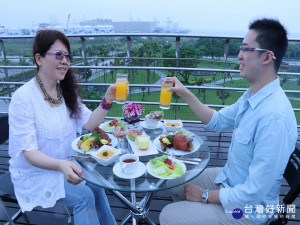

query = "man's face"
[[238, 30, 263, 83]]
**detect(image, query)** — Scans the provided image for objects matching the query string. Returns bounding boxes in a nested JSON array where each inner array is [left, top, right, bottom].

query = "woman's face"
[[36, 40, 70, 81]]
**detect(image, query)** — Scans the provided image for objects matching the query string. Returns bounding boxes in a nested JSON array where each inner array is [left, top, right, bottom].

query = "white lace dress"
[[8, 78, 91, 212]]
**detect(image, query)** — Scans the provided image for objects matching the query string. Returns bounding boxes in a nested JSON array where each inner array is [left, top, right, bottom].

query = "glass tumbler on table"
[[115, 73, 128, 104], [113, 126, 127, 153], [160, 79, 173, 109]]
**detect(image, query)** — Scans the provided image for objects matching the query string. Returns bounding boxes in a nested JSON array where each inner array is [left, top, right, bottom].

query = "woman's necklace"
[[36, 75, 63, 106]]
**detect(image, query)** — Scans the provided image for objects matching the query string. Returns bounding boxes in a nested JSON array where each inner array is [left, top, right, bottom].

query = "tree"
[[196, 38, 224, 59], [177, 46, 199, 83], [81, 69, 92, 81], [216, 89, 231, 105], [141, 86, 146, 101], [280, 75, 287, 87], [196, 78, 204, 96], [133, 40, 163, 94]]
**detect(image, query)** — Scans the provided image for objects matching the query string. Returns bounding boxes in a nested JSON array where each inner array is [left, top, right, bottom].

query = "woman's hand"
[[58, 160, 84, 185], [104, 84, 116, 104]]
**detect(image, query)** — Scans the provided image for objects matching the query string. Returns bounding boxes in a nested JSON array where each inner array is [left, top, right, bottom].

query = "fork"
[[66, 155, 91, 161], [169, 156, 201, 165]]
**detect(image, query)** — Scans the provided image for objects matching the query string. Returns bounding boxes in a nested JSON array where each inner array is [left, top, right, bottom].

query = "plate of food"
[[126, 130, 159, 156], [146, 155, 186, 179], [153, 130, 203, 156], [72, 128, 118, 154], [100, 118, 126, 133]]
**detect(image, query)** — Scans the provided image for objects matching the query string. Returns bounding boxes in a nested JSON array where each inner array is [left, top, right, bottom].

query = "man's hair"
[[249, 18, 288, 72]]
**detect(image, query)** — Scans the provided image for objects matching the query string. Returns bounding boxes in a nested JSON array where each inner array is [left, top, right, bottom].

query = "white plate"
[[99, 121, 116, 133], [113, 162, 146, 179], [140, 121, 163, 130], [153, 135, 203, 156], [146, 158, 186, 179], [126, 134, 159, 156], [71, 133, 118, 154]]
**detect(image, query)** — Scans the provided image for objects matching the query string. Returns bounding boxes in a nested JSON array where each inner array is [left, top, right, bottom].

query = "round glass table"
[[75, 128, 210, 225]]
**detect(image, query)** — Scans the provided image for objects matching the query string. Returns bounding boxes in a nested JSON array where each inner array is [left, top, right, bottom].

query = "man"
[[159, 18, 298, 225]]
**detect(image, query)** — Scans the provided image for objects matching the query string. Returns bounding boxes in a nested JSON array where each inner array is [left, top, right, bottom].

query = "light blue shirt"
[[205, 77, 298, 225]]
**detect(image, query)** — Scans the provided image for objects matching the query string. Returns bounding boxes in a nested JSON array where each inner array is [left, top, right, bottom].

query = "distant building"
[[80, 19, 157, 33], [0, 24, 114, 36], [0, 18, 187, 36]]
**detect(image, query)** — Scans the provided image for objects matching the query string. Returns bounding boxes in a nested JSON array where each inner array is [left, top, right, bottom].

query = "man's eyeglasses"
[[239, 46, 276, 59], [45, 51, 73, 62]]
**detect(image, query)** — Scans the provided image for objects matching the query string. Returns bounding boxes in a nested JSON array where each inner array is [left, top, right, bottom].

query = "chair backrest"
[[0, 114, 9, 145], [282, 142, 300, 205], [266, 142, 300, 225]]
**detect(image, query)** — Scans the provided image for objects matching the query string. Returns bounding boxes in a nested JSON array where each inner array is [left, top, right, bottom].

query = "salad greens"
[[91, 131, 101, 141], [101, 118, 126, 132], [80, 134, 90, 141], [150, 155, 184, 178]]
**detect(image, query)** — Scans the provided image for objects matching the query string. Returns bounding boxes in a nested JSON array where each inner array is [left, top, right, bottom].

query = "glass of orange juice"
[[159, 79, 173, 109], [115, 73, 128, 104]]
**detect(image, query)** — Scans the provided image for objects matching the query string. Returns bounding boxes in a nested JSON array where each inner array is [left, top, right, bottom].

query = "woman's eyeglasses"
[[239, 46, 276, 59], [45, 51, 73, 62]]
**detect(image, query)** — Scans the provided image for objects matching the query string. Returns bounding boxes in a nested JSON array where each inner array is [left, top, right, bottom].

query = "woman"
[[8, 29, 116, 225]]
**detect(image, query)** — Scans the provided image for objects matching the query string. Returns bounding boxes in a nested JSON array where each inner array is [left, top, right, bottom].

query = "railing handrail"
[[1, 65, 300, 76], [1, 81, 299, 93], [1, 33, 300, 42]]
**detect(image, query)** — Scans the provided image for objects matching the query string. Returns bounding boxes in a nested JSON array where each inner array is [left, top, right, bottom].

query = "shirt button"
[[238, 137, 241, 140]]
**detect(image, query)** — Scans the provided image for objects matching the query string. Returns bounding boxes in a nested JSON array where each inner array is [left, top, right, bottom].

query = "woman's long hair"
[[33, 29, 80, 118]]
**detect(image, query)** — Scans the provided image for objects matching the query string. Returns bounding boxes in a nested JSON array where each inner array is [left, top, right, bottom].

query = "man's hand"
[[184, 183, 204, 202], [165, 76, 191, 99]]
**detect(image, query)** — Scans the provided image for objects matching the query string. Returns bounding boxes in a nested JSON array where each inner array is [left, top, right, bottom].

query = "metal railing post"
[[175, 36, 180, 68], [80, 37, 88, 82], [126, 36, 133, 100], [0, 40, 11, 97], [0, 40, 8, 80]]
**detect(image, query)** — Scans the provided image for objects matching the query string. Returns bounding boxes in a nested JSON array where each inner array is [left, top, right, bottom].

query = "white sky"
[[1, 0, 299, 37]]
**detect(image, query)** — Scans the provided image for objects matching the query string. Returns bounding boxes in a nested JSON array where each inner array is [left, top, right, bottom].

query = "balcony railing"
[[1, 33, 300, 124]]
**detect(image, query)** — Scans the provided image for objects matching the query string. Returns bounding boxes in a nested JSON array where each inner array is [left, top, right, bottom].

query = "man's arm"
[[167, 77, 214, 125], [184, 183, 221, 204]]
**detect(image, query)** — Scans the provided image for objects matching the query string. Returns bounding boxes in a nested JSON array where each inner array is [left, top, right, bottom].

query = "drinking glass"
[[113, 126, 127, 152], [115, 73, 128, 104], [159, 79, 173, 109]]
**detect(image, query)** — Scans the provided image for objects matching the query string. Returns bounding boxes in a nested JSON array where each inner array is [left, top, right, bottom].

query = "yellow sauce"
[[165, 123, 181, 127], [96, 149, 115, 160]]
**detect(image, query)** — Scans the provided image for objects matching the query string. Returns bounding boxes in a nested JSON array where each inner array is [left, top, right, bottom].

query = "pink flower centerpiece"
[[122, 102, 143, 124]]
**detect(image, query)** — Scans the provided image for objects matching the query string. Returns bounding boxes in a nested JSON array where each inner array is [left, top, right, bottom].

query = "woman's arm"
[[83, 84, 116, 131], [23, 150, 84, 185]]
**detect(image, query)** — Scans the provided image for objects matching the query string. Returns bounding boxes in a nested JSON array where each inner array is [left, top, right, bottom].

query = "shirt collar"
[[244, 77, 280, 109]]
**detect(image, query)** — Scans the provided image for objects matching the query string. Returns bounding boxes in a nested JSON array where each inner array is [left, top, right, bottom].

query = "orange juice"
[[116, 79, 127, 101], [160, 87, 172, 105]]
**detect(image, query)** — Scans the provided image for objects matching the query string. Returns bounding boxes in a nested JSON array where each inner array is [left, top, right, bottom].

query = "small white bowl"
[[145, 114, 159, 128], [91, 145, 121, 166], [164, 120, 183, 132]]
